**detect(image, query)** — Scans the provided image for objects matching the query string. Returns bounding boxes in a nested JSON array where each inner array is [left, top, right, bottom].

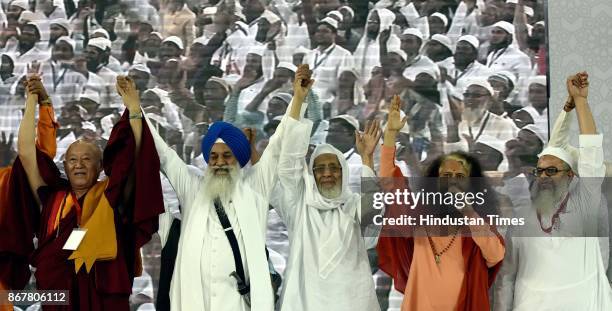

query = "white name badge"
[[62, 228, 87, 250]]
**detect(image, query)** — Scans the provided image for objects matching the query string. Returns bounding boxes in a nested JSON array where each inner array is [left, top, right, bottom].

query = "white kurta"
[[445, 110, 518, 153], [275, 126, 380, 311], [494, 134, 612, 311], [147, 113, 306, 311], [303, 44, 354, 104]]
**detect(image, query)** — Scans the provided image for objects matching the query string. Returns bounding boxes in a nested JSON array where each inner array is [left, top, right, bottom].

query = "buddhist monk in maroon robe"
[[11, 75, 164, 310], [0, 77, 58, 303]]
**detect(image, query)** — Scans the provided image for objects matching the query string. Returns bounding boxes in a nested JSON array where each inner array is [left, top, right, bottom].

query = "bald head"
[[64, 140, 103, 192]]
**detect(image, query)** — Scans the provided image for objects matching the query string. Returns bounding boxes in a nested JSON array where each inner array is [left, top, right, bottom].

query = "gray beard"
[[318, 183, 342, 199], [464, 107, 486, 125], [530, 181, 568, 215], [203, 164, 240, 202]]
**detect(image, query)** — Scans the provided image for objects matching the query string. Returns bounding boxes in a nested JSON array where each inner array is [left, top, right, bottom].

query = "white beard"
[[530, 180, 569, 215], [464, 107, 486, 125], [318, 183, 342, 199], [203, 164, 240, 202]]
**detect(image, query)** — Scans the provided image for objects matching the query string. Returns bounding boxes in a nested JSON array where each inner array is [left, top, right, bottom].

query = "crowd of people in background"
[[0, 0, 557, 310]]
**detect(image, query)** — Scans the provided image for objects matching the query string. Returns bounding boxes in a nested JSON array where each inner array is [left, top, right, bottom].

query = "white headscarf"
[[353, 8, 395, 85], [304, 144, 361, 277]]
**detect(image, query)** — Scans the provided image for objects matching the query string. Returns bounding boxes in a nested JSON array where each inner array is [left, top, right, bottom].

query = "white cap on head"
[[87, 37, 111, 51], [56, 36, 76, 51], [476, 134, 505, 156], [388, 47, 408, 62], [331, 114, 360, 131], [465, 78, 495, 96], [10, 0, 28, 10], [415, 66, 439, 80], [535, 20, 545, 27], [524, 6, 534, 17], [162, 36, 184, 50], [506, 0, 518, 3], [522, 124, 547, 145], [430, 12, 448, 27], [528, 75, 546, 86], [539, 146, 578, 172], [82, 121, 97, 132], [458, 35, 479, 50], [277, 62, 297, 73], [319, 17, 339, 31], [327, 10, 343, 21], [149, 32, 163, 40], [129, 63, 151, 75], [489, 70, 517, 88], [193, 36, 210, 46], [80, 89, 100, 104], [339, 5, 355, 18], [261, 10, 281, 24], [50, 18, 71, 34], [91, 28, 110, 39], [25, 21, 48, 41], [402, 28, 424, 41], [430, 34, 454, 53], [493, 21, 515, 35]]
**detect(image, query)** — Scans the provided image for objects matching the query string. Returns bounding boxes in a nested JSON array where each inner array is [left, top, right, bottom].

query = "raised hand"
[[386, 95, 408, 132], [0, 131, 16, 166], [25, 75, 50, 102], [356, 119, 382, 157], [567, 71, 588, 100], [293, 64, 314, 101], [116, 76, 140, 111], [26, 61, 41, 77]]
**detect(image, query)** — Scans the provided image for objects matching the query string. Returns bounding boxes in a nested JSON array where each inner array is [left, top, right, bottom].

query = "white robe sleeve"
[[275, 117, 313, 230], [493, 236, 519, 311], [575, 134, 605, 236], [144, 113, 198, 213]]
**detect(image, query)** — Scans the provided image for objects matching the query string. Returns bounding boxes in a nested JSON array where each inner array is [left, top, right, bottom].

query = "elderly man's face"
[[488, 76, 511, 100], [438, 158, 470, 194], [534, 155, 573, 197], [209, 143, 238, 174], [464, 85, 491, 110], [313, 153, 342, 198], [64, 141, 102, 192]]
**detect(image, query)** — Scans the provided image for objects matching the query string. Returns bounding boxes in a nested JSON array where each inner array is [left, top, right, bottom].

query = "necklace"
[[425, 226, 461, 264]]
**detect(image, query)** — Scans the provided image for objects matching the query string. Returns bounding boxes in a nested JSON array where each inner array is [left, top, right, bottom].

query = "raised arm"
[[116, 76, 143, 202], [568, 72, 597, 135], [18, 77, 46, 204], [381, 95, 408, 177], [355, 119, 383, 225]]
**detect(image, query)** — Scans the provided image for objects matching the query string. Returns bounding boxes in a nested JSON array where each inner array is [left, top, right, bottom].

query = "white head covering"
[[326, 10, 343, 21], [10, 0, 28, 10], [271, 92, 292, 105], [354, 8, 395, 84], [524, 6, 534, 17], [430, 34, 454, 53], [306, 144, 361, 277], [465, 78, 495, 95], [458, 35, 479, 50], [528, 75, 546, 86], [277, 62, 297, 73], [430, 12, 448, 27], [415, 65, 440, 80], [388, 47, 407, 62], [207, 77, 231, 95], [87, 37, 111, 51], [193, 36, 210, 46], [339, 5, 355, 19], [402, 28, 424, 41], [319, 17, 339, 30], [535, 21, 545, 27], [489, 70, 517, 89], [260, 10, 281, 24], [26, 21, 48, 41], [162, 36, 184, 50], [101, 114, 114, 140], [493, 21, 515, 35], [55, 36, 75, 51], [149, 32, 163, 41], [522, 124, 547, 145], [50, 18, 71, 35], [539, 110, 579, 172], [330, 114, 359, 131], [81, 121, 97, 132], [80, 89, 100, 104], [476, 134, 505, 156], [91, 28, 110, 39], [129, 63, 151, 75]]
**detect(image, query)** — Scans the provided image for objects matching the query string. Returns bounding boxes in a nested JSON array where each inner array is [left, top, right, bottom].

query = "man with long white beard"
[[145, 64, 315, 311], [494, 72, 612, 311], [273, 106, 383, 309], [446, 79, 518, 153]]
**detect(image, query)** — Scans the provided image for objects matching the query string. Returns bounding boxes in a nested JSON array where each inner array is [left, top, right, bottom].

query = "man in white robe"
[[145, 65, 315, 311], [494, 73, 612, 311], [274, 117, 382, 309]]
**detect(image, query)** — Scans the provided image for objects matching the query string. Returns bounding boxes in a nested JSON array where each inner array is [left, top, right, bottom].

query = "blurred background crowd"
[[0, 0, 548, 310]]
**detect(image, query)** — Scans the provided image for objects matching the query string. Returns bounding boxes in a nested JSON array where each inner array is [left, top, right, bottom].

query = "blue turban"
[[201, 121, 251, 167]]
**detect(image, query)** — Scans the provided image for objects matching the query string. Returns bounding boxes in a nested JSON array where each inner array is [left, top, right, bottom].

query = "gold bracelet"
[[39, 98, 52, 106], [129, 113, 143, 119]]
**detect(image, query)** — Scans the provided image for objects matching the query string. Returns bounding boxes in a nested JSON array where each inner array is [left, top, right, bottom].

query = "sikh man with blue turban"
[[143, 64, 315, 311]]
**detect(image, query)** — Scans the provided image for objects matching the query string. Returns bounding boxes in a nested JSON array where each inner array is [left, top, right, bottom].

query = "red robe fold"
[[9, 111, 164, 311], [377, 166, 503, 311]]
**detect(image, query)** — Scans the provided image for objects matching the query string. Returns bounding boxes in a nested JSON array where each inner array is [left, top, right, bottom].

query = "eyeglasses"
[[313, 165, 342, 175], [532, 167, 570, 177], [463, 92, 489, 99]]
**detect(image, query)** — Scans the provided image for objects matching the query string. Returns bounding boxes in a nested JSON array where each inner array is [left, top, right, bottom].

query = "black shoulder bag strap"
[[213, 198, 251, 307]]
